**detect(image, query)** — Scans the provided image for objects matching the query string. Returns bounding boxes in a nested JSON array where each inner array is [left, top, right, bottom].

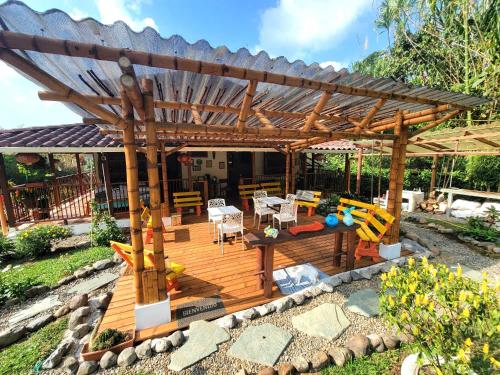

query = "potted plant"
[[81, 328, 135, 361]]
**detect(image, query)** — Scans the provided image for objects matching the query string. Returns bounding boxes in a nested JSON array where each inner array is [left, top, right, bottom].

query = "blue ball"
[[325, 213, 339, 227]]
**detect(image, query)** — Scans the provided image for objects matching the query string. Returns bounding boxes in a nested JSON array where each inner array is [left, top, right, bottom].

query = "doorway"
[[227, 152, 253, 199]]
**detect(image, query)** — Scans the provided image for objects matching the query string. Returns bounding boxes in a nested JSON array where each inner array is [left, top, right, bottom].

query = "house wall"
[[181, 152, 228, 181]]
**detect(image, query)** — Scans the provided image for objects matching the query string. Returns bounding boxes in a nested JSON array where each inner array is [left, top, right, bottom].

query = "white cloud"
[[68, 7, 88, 20], [95, 0, 158, 32], [255, 0, 371, 61], [319, 60, 348, 71]]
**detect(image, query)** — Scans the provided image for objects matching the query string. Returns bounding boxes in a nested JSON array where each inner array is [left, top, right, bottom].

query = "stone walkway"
[[292, 303, 350, 339], [345, 288, 379, 318]]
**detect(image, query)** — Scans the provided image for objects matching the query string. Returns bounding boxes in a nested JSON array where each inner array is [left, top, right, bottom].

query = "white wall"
[[181, 152, 228, 180]]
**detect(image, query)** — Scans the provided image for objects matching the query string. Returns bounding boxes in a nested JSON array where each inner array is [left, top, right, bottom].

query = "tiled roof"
[[309, 140, 357, 151]]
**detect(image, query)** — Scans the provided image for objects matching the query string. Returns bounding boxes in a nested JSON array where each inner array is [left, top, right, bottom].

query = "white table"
[[373, 190, 424, 212], [207, 205, 242, 242], [261, 196, 287, 206]]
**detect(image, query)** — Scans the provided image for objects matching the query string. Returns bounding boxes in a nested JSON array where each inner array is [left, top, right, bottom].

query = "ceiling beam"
[[237, 80, 258, 131], [409, 110, 461, 138], [191, 105, 203, 125], [303, 92, 332, 131], [118, 56, 145, 120], [254, 111, 274, 129], [354, 99, 386, 134]]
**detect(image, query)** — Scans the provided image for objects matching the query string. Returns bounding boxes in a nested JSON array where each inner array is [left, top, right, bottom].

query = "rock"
[[345, 289, 379, 317], [290, 293, 305, 306], [58, 275, 76, 287], [350, 270, 365, 281], [26, 313, 54, 332], [76, 360, 97, 375], [0, 326, 26, 348], [25, 285, 49, 298], [255, 303, 275, 317], [328, 346, 353, 367], [274, 297, 294, 313], [42, 339, 74, 369], [113, 252, 123, 263], [152, 337, 171, 353], [68, 306, 90, 329], [310, 351, 330, 371], [96, 292, 112, 309], [345, 334, 371, 358], [242, 308, 259, 320], [318, 281, 334, 293], [79, 333, 91, 346], [381, 262, 393, 273], [382, 334, 401, 350], [74, 266, 94, 279], [428, 245, 441, 256], [167, 330, 185, 347], [217, 314, 237, 329], [494, 247, 500, 254], [292, 356, 309, 373], [69, 294, 89, 310], [117, 347, 136, 367], [292, 303, 350, 339], [277, 363, 296, 375], [427, 222, 438, 229], [72, 323, 90, 339], [258, 367, 276, 375], [367, 333, 385, 353], [406, 232, 419, 241], [135, 339, 152, 359], [438, 228, 454, 234], [418, 218, 428, 224], [337, 271, 352, 283], [309, 285, 323, 296], [100, 351, 117, 369], [54, 305, 71, 318], [326, 275, 342, 287], [63, 356, 80, 374], [92, 259, 114, 271], [4, 297, 20, 307]]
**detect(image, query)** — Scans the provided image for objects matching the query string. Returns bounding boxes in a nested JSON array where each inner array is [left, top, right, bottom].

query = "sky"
[[0, 0, 387, 129]]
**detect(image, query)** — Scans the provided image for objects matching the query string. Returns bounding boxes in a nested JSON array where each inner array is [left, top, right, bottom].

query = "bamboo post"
[[0, 153, 15, 227], [143, 78, 167, 301], [344, 154, 351, 192], [160, 142, 170, 217], [100, 154, 114, 216], [285, 146, 291, 195], [203, 179, 209, 208], [430, 155, 438, 193], [303, 92, 332, 131], [356, 148, 363, 194], [75, 153, 84, 196], [187, 153, 193, 191], [386, 112, 402, 222], [291, 151, 296, 194], [251, 152, 256, 184], [121, 89, 145, 304], [48, 154, 61, 207], [0, 195, 8, 235]]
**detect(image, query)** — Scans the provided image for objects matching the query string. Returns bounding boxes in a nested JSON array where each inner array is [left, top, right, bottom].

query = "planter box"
[[80, 330, 135, 362]]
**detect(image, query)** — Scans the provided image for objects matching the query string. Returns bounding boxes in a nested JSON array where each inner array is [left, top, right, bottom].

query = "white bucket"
[[379, 242, 402, 260]]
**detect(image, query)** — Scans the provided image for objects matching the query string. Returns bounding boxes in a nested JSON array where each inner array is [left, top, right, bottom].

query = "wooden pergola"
[[0, 19, 488, 305]]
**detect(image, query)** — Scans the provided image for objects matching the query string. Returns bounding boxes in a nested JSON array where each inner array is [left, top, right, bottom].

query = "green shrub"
[[14, 225, 72, 259], [90, 202, 126, 246], [460, 217, 499, 243], [0, 235, 14, 261], [380, 258, 499, 374], [90, 328, 130, 351], [0, 275, 38, 304]]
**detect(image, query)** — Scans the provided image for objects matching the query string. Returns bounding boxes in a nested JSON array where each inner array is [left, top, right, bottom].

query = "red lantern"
[[15, 153, 41, 165]]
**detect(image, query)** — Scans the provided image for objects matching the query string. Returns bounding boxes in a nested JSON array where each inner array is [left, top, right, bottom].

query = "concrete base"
[[135, 296, 171, 330]]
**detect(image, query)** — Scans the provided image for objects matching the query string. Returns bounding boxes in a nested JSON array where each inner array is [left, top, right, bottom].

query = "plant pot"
[[80, 330, 135, 362]]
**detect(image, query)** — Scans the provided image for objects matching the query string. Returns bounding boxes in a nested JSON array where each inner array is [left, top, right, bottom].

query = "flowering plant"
[[380, 258, 499, 374], [14, 225, 72, 258]]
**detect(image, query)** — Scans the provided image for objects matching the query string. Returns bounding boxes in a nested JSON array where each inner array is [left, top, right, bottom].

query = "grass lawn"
[[0, 317, 68, 375], [0, 246, 114, 301], [322, 347, 407, 375]]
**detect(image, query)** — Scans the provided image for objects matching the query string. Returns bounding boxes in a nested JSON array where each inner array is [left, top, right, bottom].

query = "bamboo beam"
[[303, 92, 332, 131], [121, 88, 145, 304], [191, 105, 203, 125], [160, 142, 170, 217], [164, 143, 187, 156], [255, 111, 274, 129], [354, 99, 386, 134], [285, 145, 291, 195], [411, 131, 500, 145], [143, 78, 167, 301], [313, 121, 331, 131], [356, 148, 363, 194], [409, 110, 460, 138], [386, 111, 402, 231], [0, 48, 125, 128], [118, 56, 145, 120], [430, 155, 438, 192], [274, 147, 287, 156], [0, 31, 470, 108], [237, 80, 258, 131]]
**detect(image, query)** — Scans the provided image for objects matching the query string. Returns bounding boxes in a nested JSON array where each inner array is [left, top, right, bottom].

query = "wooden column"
[[160, 142, 170, 217], [285, 146, 291, 195], [75, 153, 84, 195], [344, 154, 351, 192], [251, 152, 256, 184], [386, 113, 402, 220], [291, 151, 296, 194], [121, 89, 145, 304], [143, 78, 167, 301], [101, 154, 114, 215], [0, 153, 15, 227], [48, 154, 61, 207], [356, 148, 363, 194], [430, 155, 438, 193], [187, 153, 193, 191]]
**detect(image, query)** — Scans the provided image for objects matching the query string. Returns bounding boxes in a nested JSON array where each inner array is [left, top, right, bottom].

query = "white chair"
[[254, 190, 267, 199], [273, 202, 298, 230], [285, 194, 296, 204], [218, 212, 244, 254], [208, 198, 225, 237], [253, 197, 275, 229]]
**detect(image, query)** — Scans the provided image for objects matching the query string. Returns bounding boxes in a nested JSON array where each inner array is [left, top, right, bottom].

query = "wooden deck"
[[98, 211, 383, 341]]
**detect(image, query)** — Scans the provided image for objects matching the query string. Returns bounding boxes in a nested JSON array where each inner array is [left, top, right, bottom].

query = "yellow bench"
[[259, 181, 282, 196], [238, 183, 260, 211], [173, 191, 203, 216], [296, 191, 322, 216], [337, 198, 395, 262]]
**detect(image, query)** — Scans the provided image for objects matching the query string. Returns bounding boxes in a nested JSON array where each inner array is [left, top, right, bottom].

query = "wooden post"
[[0, 196, 8, 235], [187, 153, 193, 191], [291, 151, 296, 194], [387, 113, 402, 221], [0, 153, 15, 227], [203, 179, 209, 208], [251, 152, 256, 184], [143, 78, 167, 301], [75, 153, 84, 195], [344, 154, 351, 192], [121, 89, 145, 304], [101, 154, 114, 216], [430, 155, 438, 193], [160, 142, 170, 217], [48, 154, 61, 207], [285, 146, 291, 195], [356, 148, 363, 194]]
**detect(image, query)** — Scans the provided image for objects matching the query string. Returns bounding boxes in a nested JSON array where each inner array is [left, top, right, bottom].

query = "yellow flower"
[[389, 266, 397, 278], [422, 294, 429, 306], [401, 311, 409, 321], [456, 264, 462, 277], [448, 272, 455, 282], [482, 271, 489, 280], [464, 338, 472, 348], [490, 357, 500, 368], [380, 273, 387, 281], [461, 307, 470, 319], [387, 295, 395, 308], [411, 326, 419, 336], [421, 256, 428, 267], [408, 257, 415, 267], [457, 348, 468, 362], [459, 290, 467, 303], [409, 283, 417, 294], [483, 343, 489, 355], [428, 301, 435, 312], [401, 295, 407, 304]]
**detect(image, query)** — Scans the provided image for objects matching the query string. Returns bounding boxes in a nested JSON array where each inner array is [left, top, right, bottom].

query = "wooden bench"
[[173, 191, 203, 216], [238, 184, 260, 211], [296, 191, 322, 216], [259, 181, 282, 197], [337, 198, 395, 262]]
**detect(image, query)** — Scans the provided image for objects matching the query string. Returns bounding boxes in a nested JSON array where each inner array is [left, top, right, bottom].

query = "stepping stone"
[[228, 323, 292, 366], [9, 295, 61, 324], [292, 303, 350, 339], [447, 264, 482, 283], [345, 288, 380, 317], [168, 320, 230, 371], [68, 272, 118, 295]]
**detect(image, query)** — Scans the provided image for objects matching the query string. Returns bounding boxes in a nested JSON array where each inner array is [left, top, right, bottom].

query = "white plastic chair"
[[208, 198, 225, 237], [285, 194, 296, 204], [273, 202, 298, 230], [254, 190, 267, 199], [253, 197, 275, 229], [217, 212, 244, 254]]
